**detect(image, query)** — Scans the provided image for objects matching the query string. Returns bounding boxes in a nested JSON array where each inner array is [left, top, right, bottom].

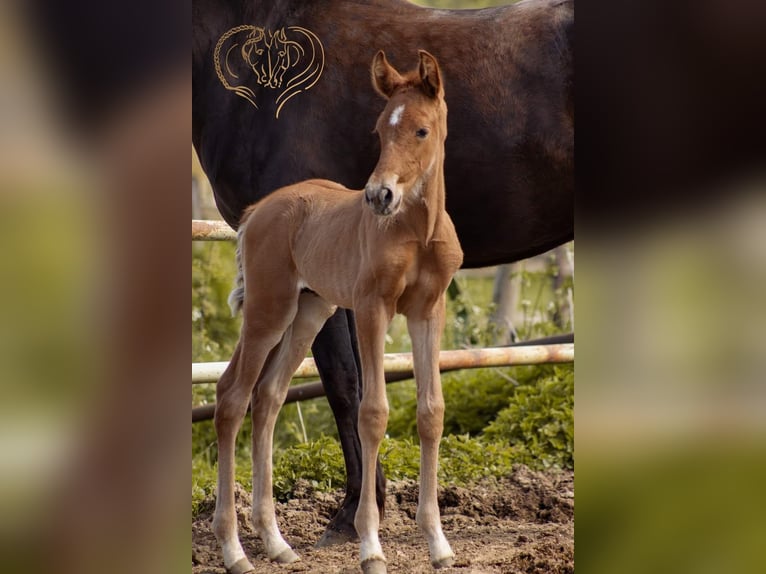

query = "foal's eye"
[[415, 128, 429, 139]]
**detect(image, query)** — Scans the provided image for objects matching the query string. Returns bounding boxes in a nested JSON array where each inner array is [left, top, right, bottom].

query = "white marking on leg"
[[426, 525, 454, 566], [360, 534, 386, 564], [221, 539, 248, 568], [389, 104, 405, 126], [259, 515, 293, 560]]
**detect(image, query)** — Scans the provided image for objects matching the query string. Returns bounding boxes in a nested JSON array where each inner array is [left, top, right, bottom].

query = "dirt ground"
[[192, 466, 574, 573]]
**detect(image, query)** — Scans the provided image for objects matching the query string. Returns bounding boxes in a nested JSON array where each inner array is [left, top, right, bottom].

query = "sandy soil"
[[192, 465, 574, 573]]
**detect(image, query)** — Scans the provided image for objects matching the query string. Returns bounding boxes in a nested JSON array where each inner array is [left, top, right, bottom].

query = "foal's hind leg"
[[213, 297, 300, 574], [212, 342, 253, 574], [249, 292, 336, 563], [407, 295, 455, 568]]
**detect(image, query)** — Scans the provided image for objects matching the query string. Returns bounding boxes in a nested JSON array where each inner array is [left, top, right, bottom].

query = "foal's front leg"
[[312, 308, 387, 547], [353, 299, 392, 573], [407, 295, 455, 568]]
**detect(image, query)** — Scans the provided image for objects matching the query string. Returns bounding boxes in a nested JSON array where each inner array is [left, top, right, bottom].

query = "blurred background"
[[0, 0, 98, 552], [1, 1, 189, 573], [575, 0, 766, 571]]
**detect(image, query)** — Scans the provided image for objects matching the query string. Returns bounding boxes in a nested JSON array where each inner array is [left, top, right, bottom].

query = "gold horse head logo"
[[214, 25, 325, 118], [241, 28, 303, 89]]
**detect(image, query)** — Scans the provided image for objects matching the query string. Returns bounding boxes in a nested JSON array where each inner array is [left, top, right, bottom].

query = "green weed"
[[484, 365, 574, 469], [272, 436, 346, 500]]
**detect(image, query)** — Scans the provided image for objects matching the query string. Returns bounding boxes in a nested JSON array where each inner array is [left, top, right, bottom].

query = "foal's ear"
[[418, 50, 443, 99], [372, 51, 403, 99]]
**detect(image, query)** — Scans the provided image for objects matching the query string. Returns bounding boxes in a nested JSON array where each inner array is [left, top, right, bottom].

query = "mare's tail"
[[227, 225, 246, 316]]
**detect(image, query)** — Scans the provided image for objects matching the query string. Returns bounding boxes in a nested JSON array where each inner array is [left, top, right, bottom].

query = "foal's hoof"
[[227, 557, 255, 574], [432, 554, 456, 569], [315, 527, 356, 548], [273, 547, 301, 564], [361, 558, 387, 574]]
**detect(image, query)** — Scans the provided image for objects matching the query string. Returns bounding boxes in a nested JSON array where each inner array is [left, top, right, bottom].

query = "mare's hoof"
[[361, 558, 387, 574], [273, 547, 300, 564], [315, 527, 356, 548], [227, 557, 255, 574], [432, 554, 456, 569]]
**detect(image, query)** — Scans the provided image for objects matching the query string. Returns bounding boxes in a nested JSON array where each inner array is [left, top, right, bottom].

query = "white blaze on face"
[[388, 104, 405, 126]]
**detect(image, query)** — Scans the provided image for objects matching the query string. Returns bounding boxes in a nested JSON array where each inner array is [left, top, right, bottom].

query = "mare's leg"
[[313, 308, 387, 547], [353, 300, 391, 573], [249, 293, 335, 563], [213, 296, 299, 574], [407, 295, 455, 569]]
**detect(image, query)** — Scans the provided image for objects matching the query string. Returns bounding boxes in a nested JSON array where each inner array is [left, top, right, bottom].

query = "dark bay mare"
[[193, 0, 573, 548]]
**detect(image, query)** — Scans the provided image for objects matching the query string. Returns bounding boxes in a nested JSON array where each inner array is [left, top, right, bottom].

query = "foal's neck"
[[410, 154, 446, 247]]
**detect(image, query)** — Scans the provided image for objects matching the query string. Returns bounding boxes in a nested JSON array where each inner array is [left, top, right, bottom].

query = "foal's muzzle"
[[364, 184, 401, 216]]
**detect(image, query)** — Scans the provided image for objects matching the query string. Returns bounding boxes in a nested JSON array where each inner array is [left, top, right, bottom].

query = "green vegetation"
[[192, 241, 240, 364], [192, 239, 574, 515], [484, 366, 574, 469]]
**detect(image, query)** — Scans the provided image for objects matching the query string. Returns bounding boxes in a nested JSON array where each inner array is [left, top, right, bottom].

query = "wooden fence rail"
[[192, 344, 573, 422], [192, 219, 236, 241]]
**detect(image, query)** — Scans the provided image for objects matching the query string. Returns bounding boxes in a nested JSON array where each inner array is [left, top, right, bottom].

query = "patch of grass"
[[272, 435, 346, 501], [192, 457, 217, 516], [438, 434, 520, 483], [386, 367, 512, 439], [194, 433, 534, 514], [380, 437, 421, 480], [192, 456, 253, 516], [387, 365, 560, 439], [192, 241, 240, 363], [484, 365, 574, 469], [379, 434, 524, 485]]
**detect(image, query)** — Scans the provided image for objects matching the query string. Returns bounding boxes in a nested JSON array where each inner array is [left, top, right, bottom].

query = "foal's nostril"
[[381, 187, 393, 206]]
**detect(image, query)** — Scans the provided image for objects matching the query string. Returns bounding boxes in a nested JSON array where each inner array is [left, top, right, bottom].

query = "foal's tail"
[[228, 225, 246, 316]]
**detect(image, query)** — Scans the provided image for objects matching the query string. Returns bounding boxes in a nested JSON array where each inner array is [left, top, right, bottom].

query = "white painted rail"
[[192, 219, 236, 241], [192, 344, 574, 384]]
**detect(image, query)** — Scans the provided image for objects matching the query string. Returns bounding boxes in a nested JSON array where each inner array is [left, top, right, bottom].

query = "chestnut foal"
[[213, 50, 462, 574]]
